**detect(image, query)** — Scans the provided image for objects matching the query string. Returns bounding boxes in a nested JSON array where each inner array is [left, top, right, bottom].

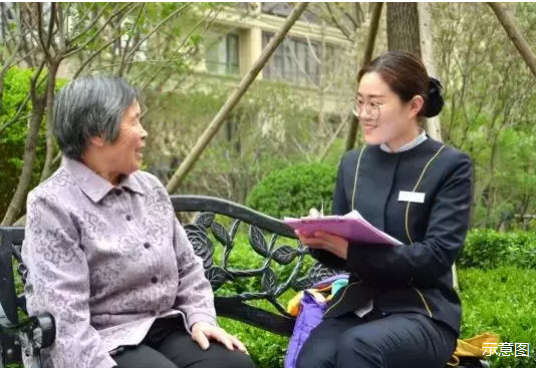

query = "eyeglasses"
[[350, 98, 385, 121]]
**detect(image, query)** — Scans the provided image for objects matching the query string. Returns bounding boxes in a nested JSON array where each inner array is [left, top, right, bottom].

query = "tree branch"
[[70, 4, 142, 78], [39, 61, 60, 183], [487, 2, 536, 79], [303, 33, 321, 65], [34, 3, 53, 60], [20, 4, 49, 61], [335, 3, 359, 29], [137, 10, 215, 92], [69, 3, 113, 45], [56, 2, 66, 51], [362, 2, 383, 67], [292, 136, 313, 162], [345, 2, 383, 152], [165, 2, 310, 193], [1, 60, 47, 226], [117, 3, 145, 76], [0, 94, 32, 134], [72, 31, 129, 78], [44, 2, 57, 53], [325, 3, 352, 40], [319, 116, 349, 162], [124, 3, 191, 63], [287, 37, 318, 86], [63, 2, 135, 59], [138, 44, 198, 93], [355, 3, 365, 24]]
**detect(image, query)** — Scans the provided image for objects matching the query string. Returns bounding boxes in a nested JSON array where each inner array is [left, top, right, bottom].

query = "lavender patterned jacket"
[[21, 158, 216, 368]]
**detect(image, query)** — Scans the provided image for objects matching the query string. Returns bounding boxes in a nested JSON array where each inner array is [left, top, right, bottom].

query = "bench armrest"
[[0, 312, 55, 367], [215, 297, 295, 336]]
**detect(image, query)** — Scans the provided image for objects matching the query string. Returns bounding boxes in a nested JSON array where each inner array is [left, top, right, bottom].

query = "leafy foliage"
[[0, 67, 68, 220], [246, 163, 337, 219], [434, 2, 536, 229], [0, 67, 44, 219], [142, 82, 340, 204], [458, 229, 536, 269]]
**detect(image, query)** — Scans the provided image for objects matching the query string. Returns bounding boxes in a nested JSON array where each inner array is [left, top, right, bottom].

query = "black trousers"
[[113, 316, 255, 368], [296, 310, 457, 368]]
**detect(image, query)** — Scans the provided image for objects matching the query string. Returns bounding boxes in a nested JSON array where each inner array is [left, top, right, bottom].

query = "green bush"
[[0, 67, 40, 219], [0, 67, 67, 220], [458, 229, 536, 269], [246, 163, 337, 219]]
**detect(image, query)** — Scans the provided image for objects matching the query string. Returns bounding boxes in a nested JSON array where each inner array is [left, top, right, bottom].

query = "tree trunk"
[[39, 61, 60, 183], [344, 117, 360, 152], [320, 117, 349, 162], [0, 68, 5, 118], [418, 2, 443, 141], [387, 3, 421, 55], [345, 2, 383, 152], [318, 21, 327, 137], [362, 3, 383, 66], [165, 2, 309, 194], [387, 3, 444, 141], [2, 96, 46, 226]]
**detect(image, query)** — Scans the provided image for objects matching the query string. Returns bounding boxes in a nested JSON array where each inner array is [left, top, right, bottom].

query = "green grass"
[[458, 267, 536, 368]]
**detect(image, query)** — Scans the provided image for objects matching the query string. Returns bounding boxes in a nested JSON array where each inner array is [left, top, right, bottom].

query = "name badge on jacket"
[[398, 191, 426, 204]]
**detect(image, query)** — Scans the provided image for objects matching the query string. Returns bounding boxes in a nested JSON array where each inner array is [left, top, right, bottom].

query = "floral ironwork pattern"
[[184, 212, 341, 317]]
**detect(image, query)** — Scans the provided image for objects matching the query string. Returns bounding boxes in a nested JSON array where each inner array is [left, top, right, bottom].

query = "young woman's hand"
[[295, 230, 349, 260]]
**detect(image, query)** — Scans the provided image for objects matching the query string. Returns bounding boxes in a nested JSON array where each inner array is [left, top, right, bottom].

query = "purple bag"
[[284, 275, 348, 368]]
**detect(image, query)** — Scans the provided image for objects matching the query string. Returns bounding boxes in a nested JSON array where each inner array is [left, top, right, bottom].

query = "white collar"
[[380, 130, 428, 153]]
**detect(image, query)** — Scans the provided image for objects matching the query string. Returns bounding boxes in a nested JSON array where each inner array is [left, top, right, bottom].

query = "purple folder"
[[284, 210, 402, 246]]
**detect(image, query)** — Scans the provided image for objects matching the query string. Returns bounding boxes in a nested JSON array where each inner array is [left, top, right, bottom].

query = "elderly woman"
[[21, 76, 255, 368]]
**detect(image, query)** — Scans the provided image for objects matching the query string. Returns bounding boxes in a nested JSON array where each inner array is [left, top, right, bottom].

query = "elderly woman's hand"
[[191, 322, 248, 354], [295, 230, 349, 260]]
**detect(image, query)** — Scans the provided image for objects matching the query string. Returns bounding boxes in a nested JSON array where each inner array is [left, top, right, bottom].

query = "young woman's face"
[[355, 72, 422, 147]]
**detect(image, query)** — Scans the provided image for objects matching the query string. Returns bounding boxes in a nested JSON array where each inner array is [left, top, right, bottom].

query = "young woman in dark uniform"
[[295, 51, 473, 368]]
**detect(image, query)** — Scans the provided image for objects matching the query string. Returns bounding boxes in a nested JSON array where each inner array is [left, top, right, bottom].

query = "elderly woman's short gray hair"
[[53, 75, 139, 160]]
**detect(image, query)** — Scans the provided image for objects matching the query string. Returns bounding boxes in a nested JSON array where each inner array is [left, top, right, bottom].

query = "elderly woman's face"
[[107, 101, 147, 175]]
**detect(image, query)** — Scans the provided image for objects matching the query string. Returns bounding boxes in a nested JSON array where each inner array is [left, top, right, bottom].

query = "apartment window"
[[261, 2, 320, 24], [206, 33, 239, 75], [262, 32, 334, 86]]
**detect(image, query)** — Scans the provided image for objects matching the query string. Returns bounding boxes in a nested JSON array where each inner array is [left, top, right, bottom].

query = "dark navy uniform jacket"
[[312, 137, 473, 335]]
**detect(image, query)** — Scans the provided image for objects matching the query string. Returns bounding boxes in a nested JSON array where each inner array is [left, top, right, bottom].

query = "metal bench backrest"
[[0, 226, 26, 365], [172, 195, 340, 335], [0, 227, 25, 327]]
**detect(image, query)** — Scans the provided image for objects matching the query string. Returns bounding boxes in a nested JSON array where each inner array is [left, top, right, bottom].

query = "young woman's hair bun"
[[424, 77, 444, 118]]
